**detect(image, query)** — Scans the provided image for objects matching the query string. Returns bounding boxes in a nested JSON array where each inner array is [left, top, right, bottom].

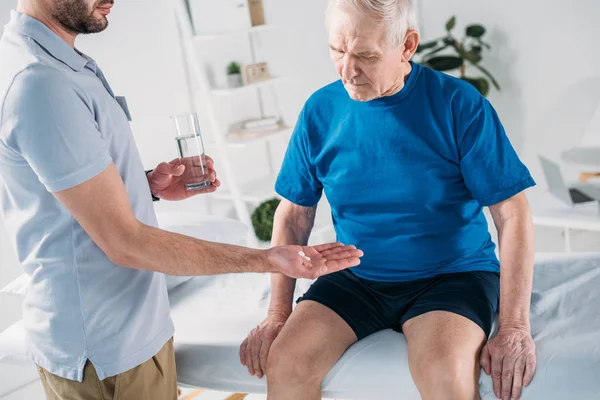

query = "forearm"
[[118, 222, 273, 276], [54, 164, 270, 276], [269, 202, 316, 316], [269, 274, 297, 317], [497, 212, 535, 330]]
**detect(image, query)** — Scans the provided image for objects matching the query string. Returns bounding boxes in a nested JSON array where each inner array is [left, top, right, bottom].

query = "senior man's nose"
[[341, 55, 360, 82]]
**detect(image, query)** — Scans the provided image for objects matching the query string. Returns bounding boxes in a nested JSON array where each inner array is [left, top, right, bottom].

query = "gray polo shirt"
[[0, 11, 173, 381]]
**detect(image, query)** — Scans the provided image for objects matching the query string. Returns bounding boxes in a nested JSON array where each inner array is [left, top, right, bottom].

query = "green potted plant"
[[414, 16, 500, 97], [226, 61, 243, 88], [251, 198, 281, 242]]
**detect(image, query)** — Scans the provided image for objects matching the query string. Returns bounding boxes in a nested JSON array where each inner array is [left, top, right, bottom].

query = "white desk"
[[531, 195, 600, 252]]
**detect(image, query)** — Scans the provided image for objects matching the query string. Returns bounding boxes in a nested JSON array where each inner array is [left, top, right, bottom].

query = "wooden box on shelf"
[[226, 117, 286, 142], [248, 0, 265, 26], [241, 62, 271, 84]]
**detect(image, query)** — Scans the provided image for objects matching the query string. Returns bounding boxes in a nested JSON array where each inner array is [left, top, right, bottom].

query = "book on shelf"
[[226, 118, 288, 141], [242, 116, 279, 130]]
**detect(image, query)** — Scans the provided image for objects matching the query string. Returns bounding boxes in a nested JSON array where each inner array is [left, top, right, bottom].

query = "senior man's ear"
[[402, 30, 420, 62]]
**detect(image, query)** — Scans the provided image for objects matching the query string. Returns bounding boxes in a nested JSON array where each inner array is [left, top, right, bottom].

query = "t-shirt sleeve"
[[458, 98, 535, 206], [2, 65, 113, 193], [275, 107, 323, 207]]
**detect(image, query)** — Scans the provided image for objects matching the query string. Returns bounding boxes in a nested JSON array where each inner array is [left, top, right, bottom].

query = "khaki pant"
[[37, 338, 177, 400]]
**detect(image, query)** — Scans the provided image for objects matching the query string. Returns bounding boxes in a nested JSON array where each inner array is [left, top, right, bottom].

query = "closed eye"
[[357, 53, 378, 63]]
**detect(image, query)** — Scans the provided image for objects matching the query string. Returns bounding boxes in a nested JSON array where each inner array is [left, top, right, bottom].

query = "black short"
[[297, 269, 500, 340]]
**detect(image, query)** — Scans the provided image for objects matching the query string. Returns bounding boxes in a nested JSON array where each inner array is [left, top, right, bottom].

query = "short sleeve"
[[275, 107, 323, 206], [458, 99, 535, 206], [1, 65, 112, 192]]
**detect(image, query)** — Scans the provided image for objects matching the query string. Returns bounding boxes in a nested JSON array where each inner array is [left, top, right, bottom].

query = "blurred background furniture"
[[173, 0, 335, 247], [530, 195, 600, 252]]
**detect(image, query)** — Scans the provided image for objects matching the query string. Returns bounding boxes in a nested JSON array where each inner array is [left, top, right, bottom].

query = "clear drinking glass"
[[170, 112, 211, 190]]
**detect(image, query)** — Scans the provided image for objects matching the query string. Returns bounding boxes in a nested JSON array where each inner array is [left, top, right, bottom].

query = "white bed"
[[2, 219, 600, 399], [170, 252, 600, 399], [0, 320, 42, 399]]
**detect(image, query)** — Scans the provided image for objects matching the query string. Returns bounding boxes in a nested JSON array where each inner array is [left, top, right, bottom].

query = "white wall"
[[419, 0, 600, 193], [0, 1, 22, 329], [0, 2, 22, 290]]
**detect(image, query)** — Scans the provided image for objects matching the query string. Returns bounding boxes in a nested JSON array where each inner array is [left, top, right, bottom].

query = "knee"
[[419, 355, 477, 398], [432, 355, 472, 381], [266, 341, 320, 386]]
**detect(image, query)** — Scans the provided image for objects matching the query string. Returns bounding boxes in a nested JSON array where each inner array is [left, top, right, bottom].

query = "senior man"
[[240, 1, 537, 400], [0, 1, 363, 399]]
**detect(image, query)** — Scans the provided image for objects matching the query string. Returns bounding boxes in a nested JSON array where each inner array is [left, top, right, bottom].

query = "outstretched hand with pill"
[[267, 242, 363, 280]]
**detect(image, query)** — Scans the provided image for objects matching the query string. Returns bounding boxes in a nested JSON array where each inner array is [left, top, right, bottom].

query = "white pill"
[[298, 251, 311, 261]]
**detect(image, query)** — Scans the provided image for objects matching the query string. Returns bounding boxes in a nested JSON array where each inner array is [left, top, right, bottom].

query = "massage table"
[[170, 252, 600, 399], [2, 214, 600, 399]]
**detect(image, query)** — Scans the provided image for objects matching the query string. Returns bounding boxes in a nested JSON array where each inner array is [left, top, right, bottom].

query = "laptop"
[[538, 155, 600, 205]]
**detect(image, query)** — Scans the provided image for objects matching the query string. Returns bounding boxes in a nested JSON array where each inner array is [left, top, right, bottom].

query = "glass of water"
[[170, 112, 211, 190]]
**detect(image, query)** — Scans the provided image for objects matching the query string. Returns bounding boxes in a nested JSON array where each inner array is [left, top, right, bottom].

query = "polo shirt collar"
[[7, 10, 88, 72]]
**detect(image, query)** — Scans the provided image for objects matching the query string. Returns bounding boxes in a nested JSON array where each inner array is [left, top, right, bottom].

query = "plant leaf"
[[463, 77, 490, 97], [426, 56, 463, 71], [448, 40, 468, 58], [478, 39, 492, 49], [423, 44, 450, 58], [227, 61, 241, 74], [446, 16, 456, 31], [449, 41, 482, 65], [443, 37, 456, 46], [472, 45, 482, 54], [472, 63, 500, 90], [416, 40, 439, 53], [466, 24, 486, 38], [478, 78, 490, 96], [251, 198, 281, 241], [464, 50, 482, 64]]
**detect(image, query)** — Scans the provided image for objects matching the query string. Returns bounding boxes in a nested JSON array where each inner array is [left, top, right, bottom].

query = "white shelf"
[[206, 125, 292, 149], [211, 77, 286, 96], [193, 24, 273, 41]]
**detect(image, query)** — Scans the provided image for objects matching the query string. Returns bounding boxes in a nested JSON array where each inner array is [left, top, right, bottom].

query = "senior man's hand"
[[480, 327, 536, 400], [240, 312, 288, 379]]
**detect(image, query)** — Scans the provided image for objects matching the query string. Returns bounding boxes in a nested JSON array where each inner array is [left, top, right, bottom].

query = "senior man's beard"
[[53, 0, 113, 34]]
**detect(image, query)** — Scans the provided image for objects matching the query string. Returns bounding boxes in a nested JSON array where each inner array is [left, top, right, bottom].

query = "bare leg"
[[403, 311, 487, 400], [266, 300, 357, 400]]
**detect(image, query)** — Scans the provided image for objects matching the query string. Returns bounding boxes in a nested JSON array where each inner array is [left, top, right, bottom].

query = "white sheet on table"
[[171, 253, 600, 399], [0, 320, 39, 398], [2, 253, 599, 399]]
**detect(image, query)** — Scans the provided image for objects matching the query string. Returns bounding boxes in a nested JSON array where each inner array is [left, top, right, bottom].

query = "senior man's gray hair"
[[326, 0, 419, 47]]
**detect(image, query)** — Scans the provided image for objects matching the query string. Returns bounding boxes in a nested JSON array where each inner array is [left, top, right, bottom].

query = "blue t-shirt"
[[275, 62, 535, 282]]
